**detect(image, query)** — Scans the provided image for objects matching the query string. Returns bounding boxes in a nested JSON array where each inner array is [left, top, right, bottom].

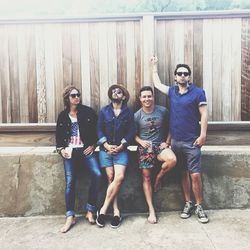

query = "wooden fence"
[[0, 11, 250, 123]]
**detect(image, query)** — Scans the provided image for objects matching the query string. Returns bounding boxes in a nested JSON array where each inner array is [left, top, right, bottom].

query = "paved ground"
[[0, 209, 249, 250]]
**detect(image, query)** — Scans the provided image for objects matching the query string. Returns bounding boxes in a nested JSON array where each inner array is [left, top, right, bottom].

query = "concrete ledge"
[[0, 146, 250, 216]]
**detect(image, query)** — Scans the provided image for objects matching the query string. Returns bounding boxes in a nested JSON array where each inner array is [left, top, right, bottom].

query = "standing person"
[[56, 86, 102, 233], [151, 57, 209, 223], [134, 86, 176, 224], [96, 84, 135, 228]]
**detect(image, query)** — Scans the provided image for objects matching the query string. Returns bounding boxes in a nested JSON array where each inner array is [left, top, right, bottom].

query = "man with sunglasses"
[[151, 57, 209, 223], [96, 84, 135, 228]]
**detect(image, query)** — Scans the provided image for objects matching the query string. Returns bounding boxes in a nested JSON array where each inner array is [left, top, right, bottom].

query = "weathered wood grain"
[[0, 15, 248, 122]]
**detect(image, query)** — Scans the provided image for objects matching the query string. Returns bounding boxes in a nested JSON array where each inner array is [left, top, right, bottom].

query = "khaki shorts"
[[138, 143, 174, 169]]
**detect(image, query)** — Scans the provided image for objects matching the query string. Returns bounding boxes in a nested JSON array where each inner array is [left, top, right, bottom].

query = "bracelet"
[[56, 147, 64, 154]]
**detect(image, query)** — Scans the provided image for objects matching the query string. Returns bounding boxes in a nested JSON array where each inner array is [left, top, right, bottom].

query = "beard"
[[111, 97, 123, 104]]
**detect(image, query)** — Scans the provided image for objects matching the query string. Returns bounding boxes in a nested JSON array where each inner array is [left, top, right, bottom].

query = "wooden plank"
[[142, 15, 154, 85], [53, 24, 64, 119], [0, 133, 56, 146], [17, 25, 29, 123], [126, 21, 136, 107], [193, 20, 203, 87], [184, 19, 194, 69], [173, 20, 185, 67], [116, 22, 127, 85], [221, 19, 232, 121], [27, 25, 38, 122], [79, 23, 91, 107], [35, 24, 47, 123], [107, 22, 117, 86], [8, 25, 20, 122], [134, 20, 142, 111], [166, 21, 178, 84], [231, 18, 241, 121], [0, 25, 11, 123], [155, 20, 167, 107], [98, 22, 109, 108], [44, 24, 56, 122], [241, 18, 250, 121], [203, 19, 213, 121], [71, 24, 81, 90], [1, 122, 250, 146], [62, 23, 72, 86], [212, 19, 222, 121], [89, 23, 100, 111]]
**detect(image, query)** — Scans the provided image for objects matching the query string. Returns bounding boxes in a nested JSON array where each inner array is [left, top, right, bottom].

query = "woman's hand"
[[61, 149, 70, 159], [83, 145, 95, 155]]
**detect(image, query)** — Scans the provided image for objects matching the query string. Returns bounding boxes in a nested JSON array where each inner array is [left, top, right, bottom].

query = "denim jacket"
[[97, 103, 135, 149], [56, 104, 98, 151]]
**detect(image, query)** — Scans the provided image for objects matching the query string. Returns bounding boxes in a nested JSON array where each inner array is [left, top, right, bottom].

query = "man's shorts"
[[138, 143, 173, 169], [99, 150, 129, 167], [171, 139, 201, 173]]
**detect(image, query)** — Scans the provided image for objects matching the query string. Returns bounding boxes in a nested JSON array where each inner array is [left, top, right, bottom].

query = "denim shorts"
[[99, 150, 129, 167], [171, 139, 201, 173]]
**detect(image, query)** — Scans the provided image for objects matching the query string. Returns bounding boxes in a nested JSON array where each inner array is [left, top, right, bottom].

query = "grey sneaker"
[[195, 204, 209, 223], [180, 201, 194, 219]]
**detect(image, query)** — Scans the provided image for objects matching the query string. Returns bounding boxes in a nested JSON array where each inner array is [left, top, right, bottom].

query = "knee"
[[162, 156, 176, 170], [169, 156, 177, 168], [142, 174, 151, 183], [106, 173, 114, 183], [114, 174, 125, 185], [191, 172, 201, 183]]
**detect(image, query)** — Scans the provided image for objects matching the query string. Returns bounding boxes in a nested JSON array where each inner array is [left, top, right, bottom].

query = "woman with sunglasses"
[[56, 86, 102, 233]]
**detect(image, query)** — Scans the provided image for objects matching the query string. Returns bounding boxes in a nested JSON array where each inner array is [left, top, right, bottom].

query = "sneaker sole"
[[111, 223, 121, 229], [180, 213, 192, 219], [96, 211, 105, 227], [96, 219, 105, 227], [198, 218, 209, 223], [110, 217, 122, 229]]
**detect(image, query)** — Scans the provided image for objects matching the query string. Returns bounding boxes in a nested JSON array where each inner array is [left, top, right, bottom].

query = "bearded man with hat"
[[96, 84, 135, 228]]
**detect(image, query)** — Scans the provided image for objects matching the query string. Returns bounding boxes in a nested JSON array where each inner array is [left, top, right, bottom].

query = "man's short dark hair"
[[174, 64, 191, 75], [139, 86, 154, 96]]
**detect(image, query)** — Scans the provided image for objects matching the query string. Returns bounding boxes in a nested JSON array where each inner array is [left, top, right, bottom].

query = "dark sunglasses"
[[70, 93, 80, 98], [176, 72, 189, 77], [112, 88, 123, 95]]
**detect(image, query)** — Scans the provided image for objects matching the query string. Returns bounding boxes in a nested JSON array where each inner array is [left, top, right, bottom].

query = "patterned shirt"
[[68, 114, 84, 148]]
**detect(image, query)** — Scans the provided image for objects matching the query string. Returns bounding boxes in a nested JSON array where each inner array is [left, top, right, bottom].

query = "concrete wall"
[[0, 146, 250, 216]]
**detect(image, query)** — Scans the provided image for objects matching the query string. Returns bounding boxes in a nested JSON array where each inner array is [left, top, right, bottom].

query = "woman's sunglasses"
[[70, 93, 80, 98], [176, 72, 189, 77]]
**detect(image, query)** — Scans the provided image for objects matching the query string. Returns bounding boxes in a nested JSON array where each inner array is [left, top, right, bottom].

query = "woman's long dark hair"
[[62, 85, 81, 109]]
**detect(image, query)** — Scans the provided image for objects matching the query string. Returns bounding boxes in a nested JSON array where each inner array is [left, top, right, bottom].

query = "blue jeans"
[[63, 148, 102, 217]]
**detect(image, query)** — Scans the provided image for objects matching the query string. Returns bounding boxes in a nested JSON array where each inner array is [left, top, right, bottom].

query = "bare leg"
[[142, 169, 157, 224], [60, 216, 76, 233], [105, 167, 120, 216], [154, 148, 176, 192], [190, 172, 202, 204], [100, 165, 126, 215], [181, 171, 191, 202]]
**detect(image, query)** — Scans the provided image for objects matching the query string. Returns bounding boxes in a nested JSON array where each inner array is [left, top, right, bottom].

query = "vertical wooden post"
[[142, 15, 155, 86], [36, 25, 47, 123]]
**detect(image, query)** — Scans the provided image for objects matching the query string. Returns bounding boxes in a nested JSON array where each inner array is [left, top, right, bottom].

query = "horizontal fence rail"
[[0, 11, 250, 123], [1, 122, 250, 147]]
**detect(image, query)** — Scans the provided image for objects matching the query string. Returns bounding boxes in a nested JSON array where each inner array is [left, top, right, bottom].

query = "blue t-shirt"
[[167, 84, 207, 142]]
